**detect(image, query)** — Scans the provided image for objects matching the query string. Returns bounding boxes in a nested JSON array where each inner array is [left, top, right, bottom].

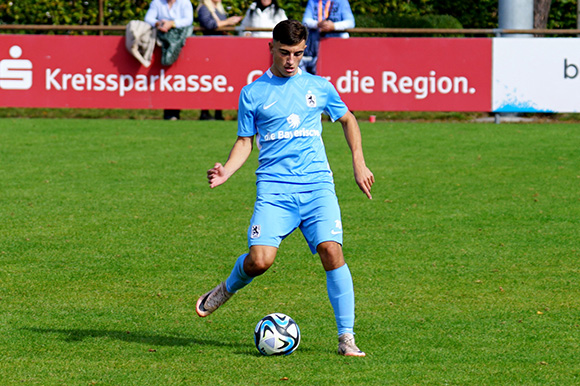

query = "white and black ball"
[[254, 313, 300, 356]]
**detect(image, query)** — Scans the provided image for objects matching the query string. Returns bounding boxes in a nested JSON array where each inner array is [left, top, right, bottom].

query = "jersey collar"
[[266, 67, 303, 79]]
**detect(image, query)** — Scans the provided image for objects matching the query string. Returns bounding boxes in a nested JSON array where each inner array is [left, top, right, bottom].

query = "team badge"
[[251, 225, 261, 239], [306, 91, 317, 107]]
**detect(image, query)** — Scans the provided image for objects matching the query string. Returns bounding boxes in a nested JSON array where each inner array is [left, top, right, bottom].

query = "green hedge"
[[0, 0, 577, 34], [353, 13, 463, 37]]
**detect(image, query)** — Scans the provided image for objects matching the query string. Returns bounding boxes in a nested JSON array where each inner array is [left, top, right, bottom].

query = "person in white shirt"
[[240, 0, 288, 38], [145, 0, 194, 120], [145, 0, 193, 32]]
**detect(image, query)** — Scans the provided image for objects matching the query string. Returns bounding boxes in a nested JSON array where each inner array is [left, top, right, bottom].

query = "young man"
[[196, 19, 374, 357]]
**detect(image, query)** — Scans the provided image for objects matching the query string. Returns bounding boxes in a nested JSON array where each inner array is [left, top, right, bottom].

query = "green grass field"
[[0, 118, 578, 385]]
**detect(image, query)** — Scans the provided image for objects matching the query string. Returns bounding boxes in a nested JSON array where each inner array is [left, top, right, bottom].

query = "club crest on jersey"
[[306, 91, 317, 108], [251, 225, 261, 239]]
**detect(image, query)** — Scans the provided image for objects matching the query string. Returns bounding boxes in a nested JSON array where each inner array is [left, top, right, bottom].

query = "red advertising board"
[[0, 34, 271, 110], [1, 35, 492, 111], [318, 38, 492, 111]]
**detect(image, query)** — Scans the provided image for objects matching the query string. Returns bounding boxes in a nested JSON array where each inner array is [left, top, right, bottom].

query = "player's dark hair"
[[272, 20, 307, 45]]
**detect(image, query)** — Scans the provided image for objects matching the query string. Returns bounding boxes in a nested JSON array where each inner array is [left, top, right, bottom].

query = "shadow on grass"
[[23, 327, 245, 350]]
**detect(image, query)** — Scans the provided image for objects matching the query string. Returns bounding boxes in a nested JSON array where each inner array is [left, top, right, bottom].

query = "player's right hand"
[[207, 162, 230, 188]]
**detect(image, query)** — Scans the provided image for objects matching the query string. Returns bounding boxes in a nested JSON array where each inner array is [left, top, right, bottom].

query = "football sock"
[[326, 264, 355, 336], [225, 253, 253, 293]]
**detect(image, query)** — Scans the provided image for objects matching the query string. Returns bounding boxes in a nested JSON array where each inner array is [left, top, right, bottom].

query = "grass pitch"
[[0, 118, 579, 385]]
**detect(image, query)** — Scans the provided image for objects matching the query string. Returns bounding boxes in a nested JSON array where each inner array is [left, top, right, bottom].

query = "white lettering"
[[213, 75, 227, 92], [414, 77, 428, 99], [62, 73, 72, 90], [399, 76, 412, 94], [187, 75, 199, 92], [200, 75, 212, 92], [336, 70, 375, 94], [438, 76, 452, 94], [71, 73, 84, 91], [160, 70, 172, 92], [360, 76, 374, 94], [119, 74, 133, 96], [105, 74, 118, 91], [93, 74, 105, 91], [382, 70, 475, 99], [85, 68, 92, 91], [454, 77, 468, 93], [42, 68, 232, 96], [173, 74, 186, 92], [46, 68, 62, 90], [149, 75, 159, 91], [247, 70, 263, 84], [135, 75, 148, 91], [263, 128, 320, 142]]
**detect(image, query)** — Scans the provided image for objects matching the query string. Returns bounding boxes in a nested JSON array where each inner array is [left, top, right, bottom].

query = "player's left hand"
[[354, 165, 374, 200]]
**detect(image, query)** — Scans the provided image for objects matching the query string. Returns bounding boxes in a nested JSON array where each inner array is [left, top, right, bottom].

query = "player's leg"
[[317, 242, 353, 336], [225, 245, 278, 293], [318, 242, 365, 357], [196, 246, 278, 318], [299, 190, 365, 356], [196, 194, 298, 317]]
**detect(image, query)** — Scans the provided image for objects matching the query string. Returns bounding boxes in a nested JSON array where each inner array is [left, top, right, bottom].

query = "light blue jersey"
[[238, 68, 349, 194]]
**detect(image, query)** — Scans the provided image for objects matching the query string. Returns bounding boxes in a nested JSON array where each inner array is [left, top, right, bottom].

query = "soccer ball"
[[254, 313, 300, 356]]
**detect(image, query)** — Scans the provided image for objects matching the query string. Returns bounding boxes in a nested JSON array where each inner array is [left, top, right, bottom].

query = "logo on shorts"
[[331, 219, 342, 235], [251, 225, 261, 239], [306, 91, 316, 107]]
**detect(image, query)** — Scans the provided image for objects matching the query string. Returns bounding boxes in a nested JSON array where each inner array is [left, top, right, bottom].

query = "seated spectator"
[[145, 0, 194, 120], [145, 0, 194, 65], [197, 0, 242, 120], [301, 0, 355, 75], [239, 0, 288, 38]]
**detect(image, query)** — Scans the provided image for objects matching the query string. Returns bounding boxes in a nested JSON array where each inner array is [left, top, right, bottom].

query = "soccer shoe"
[[195, 281, 234, 317], [338, 333, 366, 357]]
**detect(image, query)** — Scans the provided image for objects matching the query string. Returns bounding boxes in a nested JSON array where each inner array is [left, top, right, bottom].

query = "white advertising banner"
[[493, 38, 580, 113]]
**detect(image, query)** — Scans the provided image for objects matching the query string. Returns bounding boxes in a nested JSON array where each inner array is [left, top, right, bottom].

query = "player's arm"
[[337, 111, 375, 200], [207, 135, 254, 189]]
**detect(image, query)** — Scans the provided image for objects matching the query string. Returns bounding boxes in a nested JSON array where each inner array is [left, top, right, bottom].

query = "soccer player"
[[196, 19, 374, 357]]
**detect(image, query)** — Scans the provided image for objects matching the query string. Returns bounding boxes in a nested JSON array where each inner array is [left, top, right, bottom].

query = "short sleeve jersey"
[[238, 68, 348, 195]]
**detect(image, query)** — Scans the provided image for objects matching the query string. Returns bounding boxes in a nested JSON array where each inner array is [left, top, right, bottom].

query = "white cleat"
[[338, 333, 366, 357], [195, 282, 234, 317]]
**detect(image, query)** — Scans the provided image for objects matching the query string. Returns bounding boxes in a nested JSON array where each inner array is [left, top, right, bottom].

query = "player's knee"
[[246, 247, 277, 276], [317, 241, 345, 271], [318, 241, 342, 256]]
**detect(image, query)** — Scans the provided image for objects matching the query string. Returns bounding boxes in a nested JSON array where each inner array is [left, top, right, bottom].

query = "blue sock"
[[225, 253, 253, 293], [326, 264, 355, 336]]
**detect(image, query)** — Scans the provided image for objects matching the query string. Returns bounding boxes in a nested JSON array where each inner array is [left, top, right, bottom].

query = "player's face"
[[269, 40, 306, 78]]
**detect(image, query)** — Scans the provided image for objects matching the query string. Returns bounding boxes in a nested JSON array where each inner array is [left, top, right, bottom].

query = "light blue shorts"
[[247, 189, 343, 254]]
